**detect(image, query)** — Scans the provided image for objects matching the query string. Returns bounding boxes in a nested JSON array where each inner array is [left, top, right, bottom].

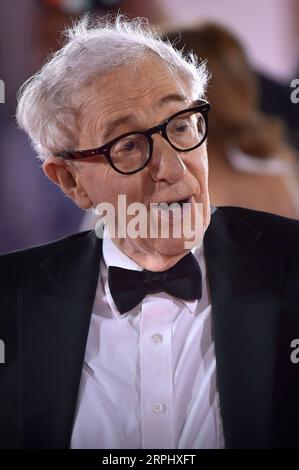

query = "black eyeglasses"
[[54, 99, 210, 175]]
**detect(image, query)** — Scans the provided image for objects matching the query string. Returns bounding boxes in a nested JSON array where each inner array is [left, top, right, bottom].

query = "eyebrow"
[[101, 93, 189, 143], [156, 93, 189, 107], [101, 115, 135, 143]]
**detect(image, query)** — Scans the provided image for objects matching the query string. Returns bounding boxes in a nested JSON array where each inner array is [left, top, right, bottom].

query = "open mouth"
[[176, 197, 191, 207], [153, 196, 192, 210]]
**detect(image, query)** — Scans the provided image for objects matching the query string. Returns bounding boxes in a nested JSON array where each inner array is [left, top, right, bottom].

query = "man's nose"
[[149, 135, 187, 183]]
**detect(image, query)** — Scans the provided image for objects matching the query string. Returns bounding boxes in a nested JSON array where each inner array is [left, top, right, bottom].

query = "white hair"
[[16, 14, 209, 161]]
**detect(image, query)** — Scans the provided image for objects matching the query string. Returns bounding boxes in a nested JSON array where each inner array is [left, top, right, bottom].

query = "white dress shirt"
[[70, 231, 224, 449]]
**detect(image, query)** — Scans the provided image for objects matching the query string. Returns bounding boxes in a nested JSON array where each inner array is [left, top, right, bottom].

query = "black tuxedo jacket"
[[0, 206, 299, 449]]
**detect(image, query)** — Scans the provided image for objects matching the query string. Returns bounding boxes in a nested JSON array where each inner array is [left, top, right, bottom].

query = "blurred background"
[[0, 0, 298, 253]]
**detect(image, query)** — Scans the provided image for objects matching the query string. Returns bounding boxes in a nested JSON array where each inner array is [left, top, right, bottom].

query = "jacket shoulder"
[[0, 231, 93, 285], [218, 206, 299, 253]]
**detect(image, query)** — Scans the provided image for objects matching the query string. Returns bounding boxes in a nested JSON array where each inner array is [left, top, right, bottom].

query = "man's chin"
[[150, 236, 199, 256]]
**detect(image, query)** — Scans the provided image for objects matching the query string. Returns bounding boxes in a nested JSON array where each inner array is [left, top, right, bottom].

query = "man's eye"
[[117, 140, 136, 153], [175, 122, 189, 133], [122, 141, 135, 151], [171, 119, 190, 133]]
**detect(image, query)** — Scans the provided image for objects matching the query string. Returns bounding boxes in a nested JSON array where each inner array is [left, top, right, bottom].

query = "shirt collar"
[[102, 228, 204, 315], [102, 229, 143, 272]]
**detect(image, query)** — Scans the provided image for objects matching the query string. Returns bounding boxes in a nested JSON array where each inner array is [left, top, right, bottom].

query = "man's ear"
[[42, 156, 93, 209]]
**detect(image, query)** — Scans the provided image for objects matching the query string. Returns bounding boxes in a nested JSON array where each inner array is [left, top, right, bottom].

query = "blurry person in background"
[[258, 69, 299, 154], [257, 26, 299, 156], [165, 23, 299, 219], [0, 1, 84, 253]]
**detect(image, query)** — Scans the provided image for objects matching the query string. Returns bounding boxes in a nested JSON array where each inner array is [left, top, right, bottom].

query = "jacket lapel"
[[204, 208, 283, 448], [18, 231, 102, 448]]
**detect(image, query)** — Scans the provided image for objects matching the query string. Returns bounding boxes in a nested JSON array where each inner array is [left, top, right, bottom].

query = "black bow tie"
[[108, 252, 202, 314]]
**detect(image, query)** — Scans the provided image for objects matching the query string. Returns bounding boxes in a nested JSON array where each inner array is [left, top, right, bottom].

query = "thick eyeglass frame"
[[54, 99, 211, 175]]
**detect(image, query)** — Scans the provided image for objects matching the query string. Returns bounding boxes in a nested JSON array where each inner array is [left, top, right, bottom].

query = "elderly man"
[[0, 16, 299, 450]]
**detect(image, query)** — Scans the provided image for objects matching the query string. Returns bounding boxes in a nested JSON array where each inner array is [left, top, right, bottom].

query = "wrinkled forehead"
[[121, 54, 191, 93], [76, 57, 194, 147], [79, 54, 194, 116]]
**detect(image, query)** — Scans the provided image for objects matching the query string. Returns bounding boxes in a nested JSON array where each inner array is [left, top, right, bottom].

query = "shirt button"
[[151, 333, 163, 344], [152, 403, 166, 414]]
